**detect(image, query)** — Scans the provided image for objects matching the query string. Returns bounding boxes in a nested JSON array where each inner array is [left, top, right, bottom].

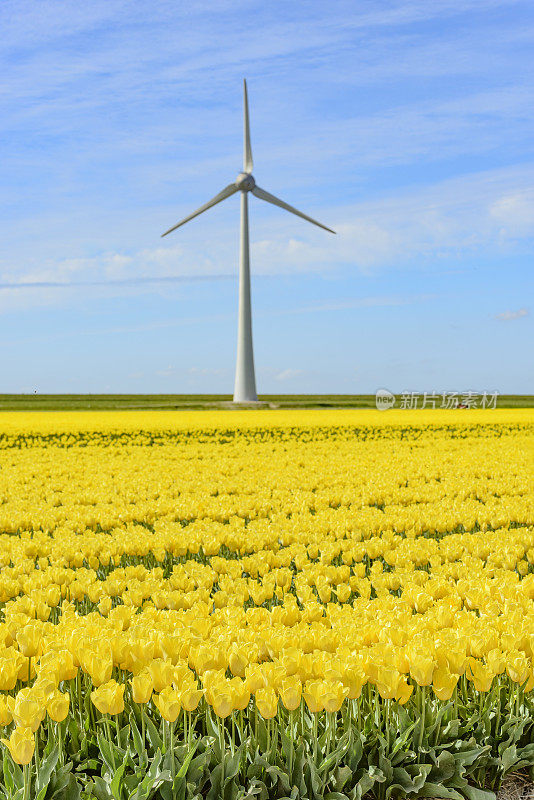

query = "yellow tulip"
[[0, 697, 13, 727], [33, 673, 58, 701], [43, 650, 77, 682], [131, 670, 154, 704], [1, 726, 35, 765], [91, 680, 125, 715], [47, 691, 70, 722], [98, 597, 112, 616], [322, 680, 348, 713], [466, 659, 494, 692], [303, 680, 324, 713], [127, 640, 155, 675], [228, 644, 248, 677], [12, 688, 46, 732], [244, 664, 266, 693], [148, 659, 175, 693], [445, 649, 467, 675], [432, 666, 458, 701], [255, 687, 278, 719], [154, 687, 181, 722], [506, 652, 530, 686], [336, 584, 352, 603], [180, 684, 203, 712], [16, 622, 42, 658], [210, 683, 234, 719], [45, 587, 61, 607], [375, 664, 404, 700], [229, 677, 250, 711], [342, 664, 366, 699], [0, 659, 21, 691], [486, 649, 506, 676], [17, 656, 35, 684], [85, 652, 113, 688], [395, 675, 413, 705], [317, 584, 332, 604], [279, 676, 302, 711], [408, 654, 435, 687]]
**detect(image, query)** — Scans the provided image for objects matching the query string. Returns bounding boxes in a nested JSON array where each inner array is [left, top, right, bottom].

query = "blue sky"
[[1, 0, 533, 394]]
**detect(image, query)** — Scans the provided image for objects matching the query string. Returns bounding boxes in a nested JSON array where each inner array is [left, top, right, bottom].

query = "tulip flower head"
[[1, 726, 35, 765]]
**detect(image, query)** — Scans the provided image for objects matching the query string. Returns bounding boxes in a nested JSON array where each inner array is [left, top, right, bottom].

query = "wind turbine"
[[162, 80, 335, 403]]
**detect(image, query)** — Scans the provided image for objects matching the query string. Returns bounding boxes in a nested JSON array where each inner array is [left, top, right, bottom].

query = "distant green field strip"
[[0, 394, 531, 410]]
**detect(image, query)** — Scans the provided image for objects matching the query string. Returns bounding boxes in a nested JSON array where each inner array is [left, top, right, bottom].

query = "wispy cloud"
[[0, 274, 234, 291], [275, 368, 304, 381], [2, 292, 428, 345], [495, 308, 529, 320], [1, 0, 532, 391], [276, 294, 435, 316], [188, 367, 226, 376], [2, 160, 533, 315], [490, 190, 534, 238], [248, 163, 534, 272]]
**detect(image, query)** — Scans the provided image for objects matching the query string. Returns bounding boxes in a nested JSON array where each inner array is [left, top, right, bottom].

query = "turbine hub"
[[235, 172, 255, 191]]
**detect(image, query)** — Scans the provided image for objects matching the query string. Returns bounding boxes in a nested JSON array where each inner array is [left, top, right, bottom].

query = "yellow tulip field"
[[0, 409, 532, 800]]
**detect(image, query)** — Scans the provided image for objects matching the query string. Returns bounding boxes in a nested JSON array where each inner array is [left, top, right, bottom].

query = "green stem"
[[231, 713, 235, 756], [238, 710, 243, 746], [141, 705, 146, 750], [418, 686, 426, 753], [494, 685, 502, 742], [219, 719, 225, 787], [104, 716, 116, 771], [34, 730, 40, 773], [58, 721, 63, 766], [76, 672, 84, 731], [170, 722, 175, 783], [289, 710, 294, 781], [23, 763, 31, 800]]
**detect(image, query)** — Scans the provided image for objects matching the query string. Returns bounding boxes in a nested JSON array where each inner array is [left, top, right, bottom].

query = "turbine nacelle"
[[235, 172, 256, 191]]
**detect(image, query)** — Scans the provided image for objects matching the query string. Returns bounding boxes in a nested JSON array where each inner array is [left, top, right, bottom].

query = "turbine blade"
[[243, 79, 253, 173], [161, 184, 238, 237], [252, 186, 335, 234]]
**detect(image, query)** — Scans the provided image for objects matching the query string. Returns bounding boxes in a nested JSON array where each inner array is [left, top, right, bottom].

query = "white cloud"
[[250, 164, 534, 273], [188, 367, 226, 376], [275, 369, 304, 381], [2, 162, 533, 315], [155, 365, 227, 379], [490, 191, 534, 237], [263, 293, 433, 318], [2, 0, 533, 190], [495, 308, 529, 321], [1, 0, 533, 315], [155, 365, 175, 377]]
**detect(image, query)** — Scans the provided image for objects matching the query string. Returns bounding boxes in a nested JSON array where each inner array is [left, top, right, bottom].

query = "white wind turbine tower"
[[162, 80, 335, 403]]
